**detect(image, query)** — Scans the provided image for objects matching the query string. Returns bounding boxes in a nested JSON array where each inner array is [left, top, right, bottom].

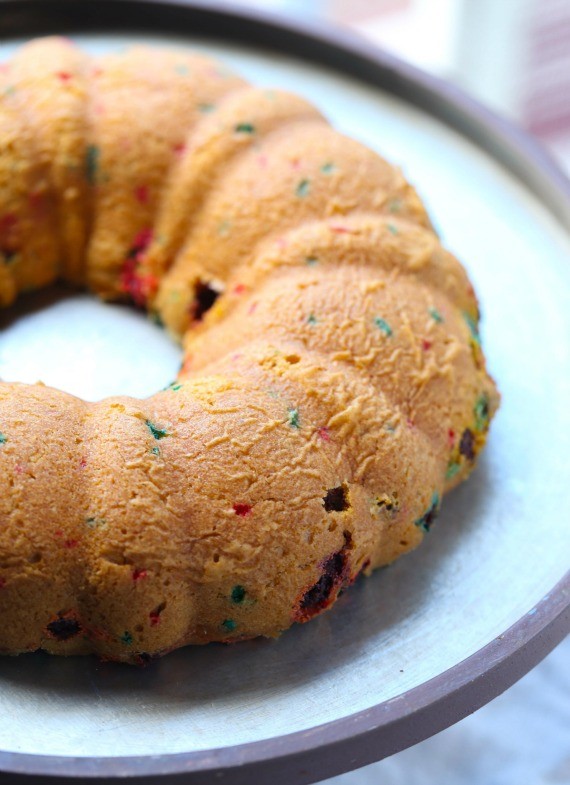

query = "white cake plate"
[[0, 2, 568, 783]]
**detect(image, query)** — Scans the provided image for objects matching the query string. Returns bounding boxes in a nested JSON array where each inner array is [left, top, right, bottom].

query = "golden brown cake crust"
[[0, 39, 499, 663]]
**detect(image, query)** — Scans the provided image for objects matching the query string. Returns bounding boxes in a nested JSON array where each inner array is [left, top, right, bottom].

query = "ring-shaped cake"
[[0, 38, 499, 662]]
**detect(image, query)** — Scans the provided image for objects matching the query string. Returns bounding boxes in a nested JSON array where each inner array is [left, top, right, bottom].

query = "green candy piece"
[[414, 491, 440, 533], [464, 312, 480, 344], [428, 307, 444, 324], [231, 585, 246, 604], [446, 462, 461, 480], [374, 317, 393, 337], [235, 122, 255, 134], [218, 220, 231, 237], [287, 407, 300, 429], [222, 619, 236, 632], [296, 179, 310, 197], [474, 393, 490, 432], [85, 144, 99, 185], [85, 516, 105, 529], [145, 420, 169, 440]]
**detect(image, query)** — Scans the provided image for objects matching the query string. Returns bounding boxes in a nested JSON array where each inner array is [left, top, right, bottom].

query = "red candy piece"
[[134, 184, 149, 204], [120, 228, 155, 305]]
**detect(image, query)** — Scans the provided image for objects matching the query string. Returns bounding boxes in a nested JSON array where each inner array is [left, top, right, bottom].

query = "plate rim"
[[0, 1, 568, 782], [0, 575, 567, 783]]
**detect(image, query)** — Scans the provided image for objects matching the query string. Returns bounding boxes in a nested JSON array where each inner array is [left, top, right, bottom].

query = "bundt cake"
[[0, 37, 499, 663]]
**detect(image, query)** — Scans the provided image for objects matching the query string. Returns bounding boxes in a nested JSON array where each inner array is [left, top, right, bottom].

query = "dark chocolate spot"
[[300, 552, 345, 613], [190, 280, 221, 321], [46, 613, 81, 641], [323, 484, 350, 513], [295, 531, 352, 622], [459, 428, 475, 461]]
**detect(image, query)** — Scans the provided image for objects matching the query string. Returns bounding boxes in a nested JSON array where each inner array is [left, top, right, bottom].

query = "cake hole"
[[323, 484, 350, 513], [0, 287, 182, 400], [102, 551, 127, 566], [28, 551, 42, 564], [190, 279, 222, 322]]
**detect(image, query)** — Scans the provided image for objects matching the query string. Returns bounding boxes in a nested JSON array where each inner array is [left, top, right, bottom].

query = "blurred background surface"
[[242, 0, 570, 174], [223, 2, 570, 784]]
